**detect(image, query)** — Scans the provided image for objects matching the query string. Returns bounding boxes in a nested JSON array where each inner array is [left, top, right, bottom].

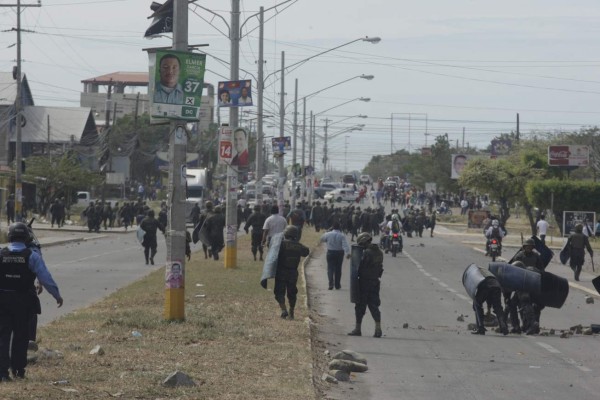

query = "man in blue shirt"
[[154, 54, 184, 105], [0, 222, 63, 381], [320, 221, 351, 290]]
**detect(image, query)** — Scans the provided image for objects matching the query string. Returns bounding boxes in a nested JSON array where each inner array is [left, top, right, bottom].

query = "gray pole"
[[15, 0, 23, 220], [301, 97, 306, 197], [255, 6, 264, 207], [164, 0, 189, 320], [224, 0, 240, 268], [323, 118, 329, 176], [277, 51, 285, 216], [291, 78, 298, 208]]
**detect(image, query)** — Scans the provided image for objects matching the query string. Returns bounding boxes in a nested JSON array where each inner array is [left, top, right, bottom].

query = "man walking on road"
[[320, 221, 351, 290], [139, 210, 165, 265], [566, 223, 593, 281], [262, 205, 287, 247], [274, 226, 309, 320], [348, 232, 384, 338], [536, 214, 549, 245]]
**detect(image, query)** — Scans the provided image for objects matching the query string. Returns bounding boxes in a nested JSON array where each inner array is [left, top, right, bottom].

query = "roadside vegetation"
[[2, 230, 321, 400]]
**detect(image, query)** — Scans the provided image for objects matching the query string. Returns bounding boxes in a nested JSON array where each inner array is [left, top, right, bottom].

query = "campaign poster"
[[165, 261, 184, 289], [271, 136, 292, 155], [451, 154, 469, 179], [217, 80, 253, 107], [149, 50, 206, 121], [218, 126, 234, 165], [562, 211, 595, 237]]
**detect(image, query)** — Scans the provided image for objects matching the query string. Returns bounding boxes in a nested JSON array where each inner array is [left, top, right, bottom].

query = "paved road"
[[307, 225, 600, 400]]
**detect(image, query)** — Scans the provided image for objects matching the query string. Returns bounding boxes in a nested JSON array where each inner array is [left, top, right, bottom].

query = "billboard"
[[272, 136, 292, 155], [563, 211, 595, 237], [491, 139, 512, 157], [548, 145, 589, 167], [451, 154, 469, 179], [149, 50, 206, 121], [217, 80, 253, 107]]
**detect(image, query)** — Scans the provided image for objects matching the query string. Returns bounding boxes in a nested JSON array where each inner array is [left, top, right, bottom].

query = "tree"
[[458, 155, 545, 233], [23, 154, 103, 213]]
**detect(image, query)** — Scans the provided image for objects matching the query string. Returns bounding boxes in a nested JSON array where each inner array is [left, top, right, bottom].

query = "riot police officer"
[[348, 232, 384, 338], [512, 239, 544, 334], [274, 226, 309, 320], [462, 264, 508, 335], [244, 205, 266, 261], [0, 222, 63, 380]]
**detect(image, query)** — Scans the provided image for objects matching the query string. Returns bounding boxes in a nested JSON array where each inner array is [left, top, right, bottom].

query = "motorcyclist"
[[385, 214, 403, 253], [485, 219, 505, 256]]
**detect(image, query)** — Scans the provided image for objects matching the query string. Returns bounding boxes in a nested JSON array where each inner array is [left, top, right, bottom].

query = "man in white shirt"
[[536, 215, 549, 245], [320, 221, 351, 290], [262, 205, 287, 246]]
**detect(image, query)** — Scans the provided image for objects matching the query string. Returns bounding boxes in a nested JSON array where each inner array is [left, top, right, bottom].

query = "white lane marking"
[[536, 342, 592, 372], [536, 342, 561, 354], [431, 277, 440, 282], [423, 272, 432, 277], [563, 357, 592, 372], [439, 282, 449, 288], [48, 246, 140, 266], [447, 288, 457, 293], [456, 293, 470, 301]]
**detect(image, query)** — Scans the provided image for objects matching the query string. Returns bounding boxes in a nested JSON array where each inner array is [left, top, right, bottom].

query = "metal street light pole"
[[255, 6, 264, 207], [277, 51, 285, 216]]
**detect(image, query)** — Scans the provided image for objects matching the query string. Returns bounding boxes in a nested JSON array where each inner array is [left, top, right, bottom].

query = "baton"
[[592, 255, 595, 272]]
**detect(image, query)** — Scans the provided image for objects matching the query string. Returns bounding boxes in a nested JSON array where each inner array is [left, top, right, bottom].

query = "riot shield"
[[462, 264, 486, 300], [350, 245, 362, 303], [532, 271, 569, 309], [260, 233, 283, 289], [488, 262, 541, 294], [593, 276, 600, 295]]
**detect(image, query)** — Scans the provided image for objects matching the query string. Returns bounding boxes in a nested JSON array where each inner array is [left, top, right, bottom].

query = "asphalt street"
[[307, 224, 600, 400]]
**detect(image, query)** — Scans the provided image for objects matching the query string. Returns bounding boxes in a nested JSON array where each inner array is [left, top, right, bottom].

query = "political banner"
[[149, 50, 206, 121], [272, 136, 292, 155], [218, 126, 234, 165], [451, 154, 469, 179], [217, 80, 253, 107]]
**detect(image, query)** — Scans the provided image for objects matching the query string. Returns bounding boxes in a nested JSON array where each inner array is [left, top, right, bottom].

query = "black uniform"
[[274, 239, 309, 316], [512, 249, 544, 334], [139, 214, 165, 265], [205, 210, 225, 260], [355, 243, 384, 325], [566, 231, 593, 281], [244, 211, 266, 261], [471, 266, 508, 335]]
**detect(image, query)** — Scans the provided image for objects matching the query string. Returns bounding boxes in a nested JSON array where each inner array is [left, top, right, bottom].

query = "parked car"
[[359, 175, 371, 185], [324, 188, 357, 203]]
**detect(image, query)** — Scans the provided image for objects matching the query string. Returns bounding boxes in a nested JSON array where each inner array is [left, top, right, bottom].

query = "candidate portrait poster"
[[217, 80, 253, 108], [149, 50, 206, 121], [451, 154, 469, 180]]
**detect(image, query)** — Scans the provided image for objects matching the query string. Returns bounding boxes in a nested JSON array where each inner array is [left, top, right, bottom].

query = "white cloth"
[[536, 219, 549, 235], [263, 214, 287, 239]]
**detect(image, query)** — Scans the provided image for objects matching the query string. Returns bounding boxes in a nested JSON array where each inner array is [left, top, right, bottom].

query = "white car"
[[324, 188, 357, 203]]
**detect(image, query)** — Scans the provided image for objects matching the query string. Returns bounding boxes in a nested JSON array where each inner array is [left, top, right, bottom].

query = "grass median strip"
[[6, 230, 321, 399]]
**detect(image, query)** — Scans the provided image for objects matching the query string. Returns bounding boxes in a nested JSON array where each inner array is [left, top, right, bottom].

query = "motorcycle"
[[489, 238, 501, 261], [391, 232, 403, 257]]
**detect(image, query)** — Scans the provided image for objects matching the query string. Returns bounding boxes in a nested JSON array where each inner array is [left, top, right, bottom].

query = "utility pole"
[[322, 118, 330, 176], [224, 0, 241, 269], [462, 127, 465, 151], [255, 6, 264, 207], [291, 78, 298, 209], [47, 115, 51, 163], [164, 0, 189, 321], [277, 51, 285, 216], [3, 0, 42, 221], [101, 81, 112, 204], [301, 98, 306, 197], [516, 113, 520, 141]]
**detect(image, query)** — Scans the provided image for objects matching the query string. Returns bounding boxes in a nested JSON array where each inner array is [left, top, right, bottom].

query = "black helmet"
[[283, 225, 299, 240], [8, 222, 30, 243], [356, 232, 372, 247], [523, 238, 535, 247]]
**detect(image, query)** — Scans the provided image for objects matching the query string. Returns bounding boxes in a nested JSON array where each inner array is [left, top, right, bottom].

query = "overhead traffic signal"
[[145, 0, 173, 38]]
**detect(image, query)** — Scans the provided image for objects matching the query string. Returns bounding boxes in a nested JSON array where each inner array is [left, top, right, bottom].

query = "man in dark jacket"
[[511, 238, 545, 334], [244, 205, 267, 261], [205, 206, 225, 260], [348, 232, 384, 338], [274, 226, 309, 320], [139, 210, 165, 265], [0, 222, 63, 380], [566, 223, 593, 281]]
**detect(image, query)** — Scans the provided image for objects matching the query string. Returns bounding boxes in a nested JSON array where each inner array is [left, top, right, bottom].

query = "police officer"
[[566, 223, 593, 281], [348, 232, 384, 338], [139, 210, 165, 265], [0, 222, 63, 380], [274, 226, 309, 320], [464, 264, 509, 335], [512, 239, 544, 334], [244, 205, 266, 261]]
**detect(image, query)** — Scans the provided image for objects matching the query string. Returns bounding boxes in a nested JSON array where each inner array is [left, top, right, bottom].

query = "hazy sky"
[[1, 0, 600, 172]]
